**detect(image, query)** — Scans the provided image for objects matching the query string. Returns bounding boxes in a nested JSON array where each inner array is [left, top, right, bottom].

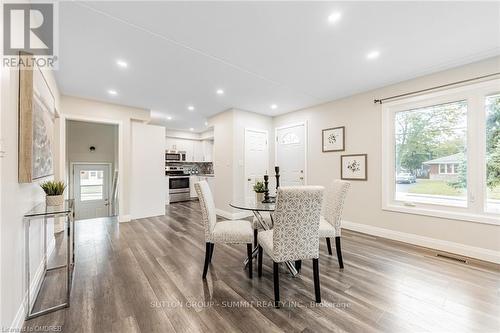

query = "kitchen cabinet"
[[202, 140, 213, 162], [166, 137, 213, 162], [193, 141, 204, 162], [190, 176, 199, 197]]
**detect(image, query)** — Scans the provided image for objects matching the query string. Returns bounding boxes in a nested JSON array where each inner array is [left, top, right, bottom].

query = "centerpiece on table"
[[40, 180, 66, 206], [253, 181, 265, 203]]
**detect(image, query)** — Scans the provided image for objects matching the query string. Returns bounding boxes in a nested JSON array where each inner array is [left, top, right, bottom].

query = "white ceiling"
[[56, 1, 500, 132]]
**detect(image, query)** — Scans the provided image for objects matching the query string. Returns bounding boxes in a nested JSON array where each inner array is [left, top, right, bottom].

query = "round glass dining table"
[[229, 199, 299, 277]]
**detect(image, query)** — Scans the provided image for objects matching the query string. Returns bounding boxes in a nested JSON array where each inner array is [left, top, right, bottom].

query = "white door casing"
[[275, 122, 307, 186], [244, 128, 269, 201], [73, 163, 111, 220]]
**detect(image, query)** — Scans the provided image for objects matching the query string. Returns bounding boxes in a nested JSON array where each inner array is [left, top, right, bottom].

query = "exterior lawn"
[[407, 179, 500, 200], [408, 180, 464, 196]]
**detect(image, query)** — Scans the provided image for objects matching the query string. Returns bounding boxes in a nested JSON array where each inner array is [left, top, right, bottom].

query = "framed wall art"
[[322, 126, 345, 152], [341, 154, 367, 181]]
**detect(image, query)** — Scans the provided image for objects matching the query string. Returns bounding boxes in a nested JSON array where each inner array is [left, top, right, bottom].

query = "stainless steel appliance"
[[166, 166, 190, 202], [165, 150, 186, 162]]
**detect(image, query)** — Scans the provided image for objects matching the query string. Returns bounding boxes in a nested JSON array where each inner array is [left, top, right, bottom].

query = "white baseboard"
[[342, 220, 500, 264], [118, 214, 131, 222], [216, 208, 253, 220], [10, 238, 56, 330]]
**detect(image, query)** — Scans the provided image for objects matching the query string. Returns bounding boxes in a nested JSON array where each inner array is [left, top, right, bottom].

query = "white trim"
[[11, 238, 55, 331], [342, 220, 500, 264], [274, 121, 308, 185], [216, 208, 253, 220], [62, 114, 125, 220], [118, 214, 131, 222]]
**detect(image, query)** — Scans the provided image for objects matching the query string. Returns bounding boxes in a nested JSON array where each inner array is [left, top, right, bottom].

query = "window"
[[383, 79, 500, 225], [486, 94, 500, 214], [80, 170, 104, 201]]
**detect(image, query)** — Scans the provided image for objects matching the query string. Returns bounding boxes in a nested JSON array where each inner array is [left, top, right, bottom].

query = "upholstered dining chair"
[[257, 186, 324, 308], [195, 181, 254, 279], [319, 180, 350, 269]]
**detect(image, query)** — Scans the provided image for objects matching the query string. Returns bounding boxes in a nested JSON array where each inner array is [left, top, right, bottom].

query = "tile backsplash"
[[167, 162, 213, 175]]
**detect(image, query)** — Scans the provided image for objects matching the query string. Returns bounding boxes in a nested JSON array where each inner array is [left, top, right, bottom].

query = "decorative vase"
[[46, 194, 64, 206], [255, 192, 264, 203]]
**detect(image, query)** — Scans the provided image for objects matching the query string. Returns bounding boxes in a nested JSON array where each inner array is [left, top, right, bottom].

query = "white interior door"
[[245, 129, 269, 201], [276, 123, 306, 186], [74, 164, 110, 220]]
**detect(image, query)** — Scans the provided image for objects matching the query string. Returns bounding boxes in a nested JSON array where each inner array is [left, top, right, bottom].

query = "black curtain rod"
[[374, 72, 500, 104]]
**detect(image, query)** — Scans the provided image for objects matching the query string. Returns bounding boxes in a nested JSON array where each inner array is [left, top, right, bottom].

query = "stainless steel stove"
[[166, 167, 190, 202]]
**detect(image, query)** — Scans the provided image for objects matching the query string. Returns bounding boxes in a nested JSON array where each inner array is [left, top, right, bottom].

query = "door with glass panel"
[[74, 164, 110, 220]]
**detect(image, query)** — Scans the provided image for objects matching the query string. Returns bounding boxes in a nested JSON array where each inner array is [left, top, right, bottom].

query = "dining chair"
[[257, 186, 324, 308], [195, 181, 254, 279], [319, 180, 350, 269]]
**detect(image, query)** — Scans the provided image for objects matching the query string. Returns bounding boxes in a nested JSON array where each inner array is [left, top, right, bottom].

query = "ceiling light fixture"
[[205, 121, 208, 126], [270, 104, 278, 110], [189, 128, 194, 131], [116, 59, 128, 68], [108, 89, 117, 96], [328, 12, 342, 24], [366, 50, 380, 60], [216, 89, 224, 95], [187, 105, 195, 111], [166, 116, 172, 120]]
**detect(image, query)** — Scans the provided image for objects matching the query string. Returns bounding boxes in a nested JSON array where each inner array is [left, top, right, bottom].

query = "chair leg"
[[247, 243, 253, 279], [313, 258, 321, 303], [326, 237, 333, 255], [209, 243, 214, 263], [258, 245, 263, 277], [295, 260, 302, 272], [202, 242, 211, 279], [273, 262, 280, 308], [335, 236, 344, 269], [253, 229, 258, 247]]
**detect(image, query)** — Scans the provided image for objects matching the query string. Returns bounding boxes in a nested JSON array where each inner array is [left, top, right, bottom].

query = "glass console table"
[[23, 199, 75, 319]]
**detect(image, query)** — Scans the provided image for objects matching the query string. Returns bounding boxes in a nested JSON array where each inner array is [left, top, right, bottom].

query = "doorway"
[[275, 122, 307, 186], [244, 128, 269, 201], [73, 163, 111, 220]]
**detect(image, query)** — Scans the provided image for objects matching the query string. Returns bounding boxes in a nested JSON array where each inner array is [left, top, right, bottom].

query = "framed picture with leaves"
[[322, 126, 345, 152], [341, 154, 368, 181]]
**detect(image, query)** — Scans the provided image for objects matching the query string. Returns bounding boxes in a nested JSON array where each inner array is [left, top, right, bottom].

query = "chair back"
[[322, 180, 350, 236], [194, 181, 217, 241], [273, 186, 324, 262]]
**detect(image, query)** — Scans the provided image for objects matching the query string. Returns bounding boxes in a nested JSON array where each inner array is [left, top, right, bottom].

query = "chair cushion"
[[212, 220, 253, 244], [257, 230, 276, 261], [319, 216, 337, 238]]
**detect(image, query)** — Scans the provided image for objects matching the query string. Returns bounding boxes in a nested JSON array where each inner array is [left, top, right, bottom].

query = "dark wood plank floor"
[[24, 201, 500, 332]]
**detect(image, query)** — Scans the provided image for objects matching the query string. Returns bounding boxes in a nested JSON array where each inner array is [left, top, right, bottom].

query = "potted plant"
[[40, 180, 66, 206], [253, 181, 265, 202]]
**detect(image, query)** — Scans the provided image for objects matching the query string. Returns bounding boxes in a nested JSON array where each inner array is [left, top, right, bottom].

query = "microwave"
[[166, 151, 186, 161]]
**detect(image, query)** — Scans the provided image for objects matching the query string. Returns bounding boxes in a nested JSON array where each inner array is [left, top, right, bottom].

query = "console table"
[[24, 199, 75, 319]]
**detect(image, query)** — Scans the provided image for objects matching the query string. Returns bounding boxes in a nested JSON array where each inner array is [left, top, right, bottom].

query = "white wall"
[[130, 121, 166, 219], [0, 63, 61, 329], [59, 96, 150, 221], [272, 56, 500, 258]]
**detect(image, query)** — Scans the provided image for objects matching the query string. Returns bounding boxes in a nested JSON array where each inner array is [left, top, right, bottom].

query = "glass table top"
[[24, 199, 74, 218], [230, 198, 275, 212]]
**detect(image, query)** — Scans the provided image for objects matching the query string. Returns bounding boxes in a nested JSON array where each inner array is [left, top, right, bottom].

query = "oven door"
[[169, 177, 189, 192], [166, 153, 181, 161]]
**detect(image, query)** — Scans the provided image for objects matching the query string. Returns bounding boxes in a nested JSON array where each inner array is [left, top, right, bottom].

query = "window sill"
[[383, 203, 500, 226]]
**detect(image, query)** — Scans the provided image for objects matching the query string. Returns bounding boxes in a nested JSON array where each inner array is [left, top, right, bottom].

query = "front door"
[[74, 164, 110, 220], [276, 123, 306, 186], [245, 129, 269, 201]]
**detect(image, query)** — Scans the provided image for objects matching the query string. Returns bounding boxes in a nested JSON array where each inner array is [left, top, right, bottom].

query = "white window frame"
[[382, 79, 500, 226]]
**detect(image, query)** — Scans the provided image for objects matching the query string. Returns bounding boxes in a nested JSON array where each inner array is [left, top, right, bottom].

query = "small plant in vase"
[[40, 180, 66, 206], [253, 181, 265, 203]]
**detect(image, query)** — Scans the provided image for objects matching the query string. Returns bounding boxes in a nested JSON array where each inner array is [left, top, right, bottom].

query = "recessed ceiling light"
[[108, 89, 117, 96], [205, 121, 209, 126], [166, 116, 172, 120], [270, 104, 278, 110], [366, 50, 380, 60], [328, 12, 342, 24], [216, 89, 224, 95], [187, 105, 195, 111], [189, 128, 194, 131], [116, 59, 128, 68]]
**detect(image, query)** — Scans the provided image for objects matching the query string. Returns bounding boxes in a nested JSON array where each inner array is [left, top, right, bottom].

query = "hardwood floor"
[[24, 201, 500, 332]]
